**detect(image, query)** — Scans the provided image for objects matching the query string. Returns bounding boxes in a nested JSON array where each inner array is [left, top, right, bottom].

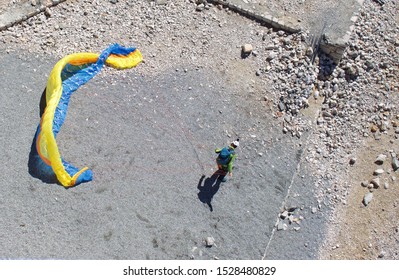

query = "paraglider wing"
[[34, 44, 142, 187]]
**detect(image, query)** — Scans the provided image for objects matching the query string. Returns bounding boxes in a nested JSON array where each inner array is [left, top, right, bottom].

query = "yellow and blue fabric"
[[34, 44, 142, 187]]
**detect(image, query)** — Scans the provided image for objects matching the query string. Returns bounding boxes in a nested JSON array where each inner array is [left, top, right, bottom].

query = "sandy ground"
[[319, 127, 399, 259]]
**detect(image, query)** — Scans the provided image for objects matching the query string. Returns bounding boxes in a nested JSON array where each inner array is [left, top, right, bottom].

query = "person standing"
[[215, 139, 239, 182]]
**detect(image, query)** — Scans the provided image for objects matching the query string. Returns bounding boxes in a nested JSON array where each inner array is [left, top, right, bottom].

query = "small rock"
[[280, 210, 289, 220], [391, 155, 399, 171], [363, 192, 373, 206], [384, 182, 389, 189], [196, 4, 205, 11], [370, 178, 381, 188], [373, 169, 384, 175], [267, 52, 278, 61], [277, 221, 287, 231], [241, 44, 253, 57], [311, 207, 317, 214], [44, 7, 52, 17], [361, 181, 369, 187], [349, 157, 356, 165], [205, 237, 215, 247], [375, 154, 387, 165], [306, 47, 313, 57], [278, 101, 286, 111], [370, 124, 378, 133], [374, 133, 381, 140]]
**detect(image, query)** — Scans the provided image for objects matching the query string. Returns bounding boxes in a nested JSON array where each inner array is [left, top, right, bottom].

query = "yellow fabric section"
[[37, 49, 142, 187]]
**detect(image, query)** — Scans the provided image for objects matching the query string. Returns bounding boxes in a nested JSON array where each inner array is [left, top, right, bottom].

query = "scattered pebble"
[[205, 237, 215, 247], [373, 169, 384, 176], [363, 192, 373, 206]]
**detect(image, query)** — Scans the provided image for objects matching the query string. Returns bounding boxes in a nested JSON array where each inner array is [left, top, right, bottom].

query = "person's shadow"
[[197, 171, 223, 212]]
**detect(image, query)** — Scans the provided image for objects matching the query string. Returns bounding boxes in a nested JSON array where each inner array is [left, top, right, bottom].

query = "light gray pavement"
[[0, 49, 325, 259]]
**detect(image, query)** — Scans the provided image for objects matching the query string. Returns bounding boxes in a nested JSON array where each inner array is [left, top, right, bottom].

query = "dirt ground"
[[319, 128, 399, 259]]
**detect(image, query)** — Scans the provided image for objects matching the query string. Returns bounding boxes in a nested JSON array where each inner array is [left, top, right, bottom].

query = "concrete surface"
[[0, 49, 326, 259]]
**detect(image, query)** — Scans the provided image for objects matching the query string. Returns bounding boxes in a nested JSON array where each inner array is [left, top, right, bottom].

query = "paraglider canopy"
[[33, 44, 142, 187]]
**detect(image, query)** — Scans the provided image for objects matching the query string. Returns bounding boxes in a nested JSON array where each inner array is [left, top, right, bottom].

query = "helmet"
[[232, 139, 240, 148]]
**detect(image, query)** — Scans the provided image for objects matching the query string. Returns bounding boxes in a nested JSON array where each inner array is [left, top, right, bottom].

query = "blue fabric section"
[[49, 44, 135, 183], [61, 63, 92, 82]]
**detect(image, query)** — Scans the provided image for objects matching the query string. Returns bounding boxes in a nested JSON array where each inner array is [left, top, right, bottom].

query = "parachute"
[[32, 44, 142, 187]]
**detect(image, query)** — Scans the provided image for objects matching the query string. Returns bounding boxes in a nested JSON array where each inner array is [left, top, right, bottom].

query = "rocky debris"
[[356, 149, 398, 209], [363, 192, 373, 206], [277, 220, 287, 231], [276, 206, 303, 231], [280, 210, 289, 220], [264, 32, 317, 116]]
